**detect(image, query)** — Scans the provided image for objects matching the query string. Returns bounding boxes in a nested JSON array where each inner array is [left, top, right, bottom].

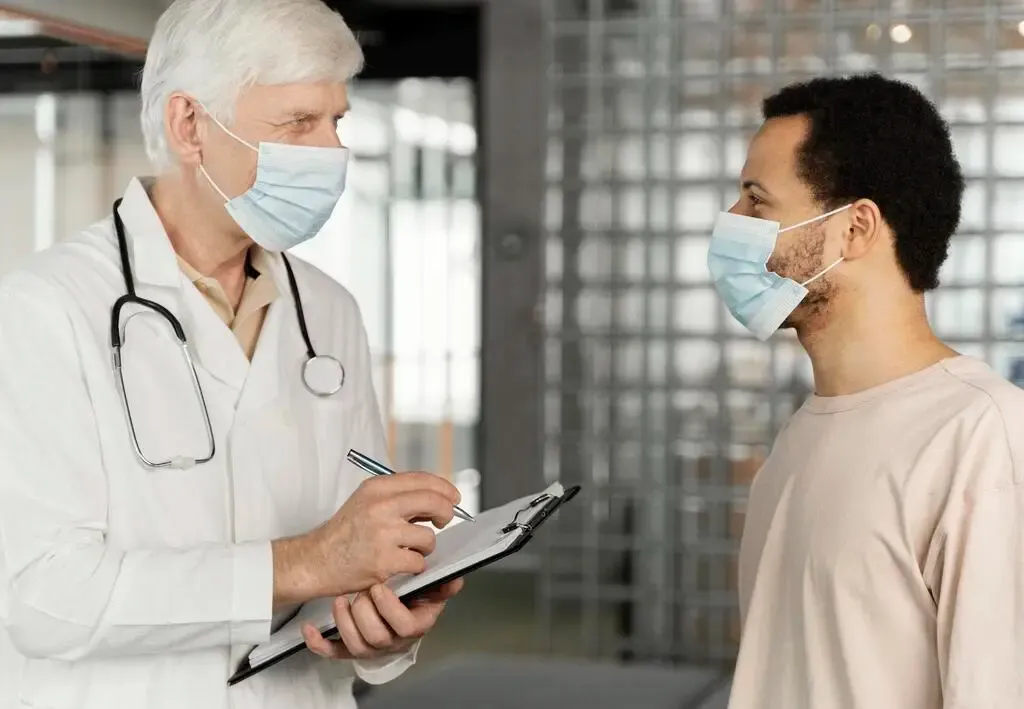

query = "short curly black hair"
[[762, 72, 964, 292]]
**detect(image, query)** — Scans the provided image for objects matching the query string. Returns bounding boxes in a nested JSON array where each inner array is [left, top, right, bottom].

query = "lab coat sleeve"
[[931, 415, 1024, 709], [0, 279, 272, 661], [339, 301, 420, 684]]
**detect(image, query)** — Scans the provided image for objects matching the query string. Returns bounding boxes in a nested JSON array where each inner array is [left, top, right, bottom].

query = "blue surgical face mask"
[[197, 105, 349, 252], [707, 205, 851, 340]]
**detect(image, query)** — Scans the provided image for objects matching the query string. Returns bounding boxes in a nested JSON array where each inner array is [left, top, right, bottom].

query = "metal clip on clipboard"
[[500, 488, 579, 535]]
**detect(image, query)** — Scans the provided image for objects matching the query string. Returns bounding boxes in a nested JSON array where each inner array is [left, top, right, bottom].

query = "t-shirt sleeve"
[[929, 408, 1024, 709]]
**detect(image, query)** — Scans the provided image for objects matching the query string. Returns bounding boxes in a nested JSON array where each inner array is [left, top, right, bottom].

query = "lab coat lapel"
[[235, 299, 284, 418], [179, 284, 250, 391], [117, 177, 249, 393], [234, 253, 302, 418]]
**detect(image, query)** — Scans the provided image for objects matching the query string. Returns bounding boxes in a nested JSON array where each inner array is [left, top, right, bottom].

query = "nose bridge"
[[728, 200, 755, 217], [311, 121, 343, 149]]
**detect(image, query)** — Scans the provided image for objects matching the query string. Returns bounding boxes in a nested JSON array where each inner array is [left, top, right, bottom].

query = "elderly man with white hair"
[[0, 1, 465, 707]]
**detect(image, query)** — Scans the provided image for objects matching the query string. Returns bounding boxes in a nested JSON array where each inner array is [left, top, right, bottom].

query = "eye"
[[749, 193, 765, 207], [285, 114, 317, 129]]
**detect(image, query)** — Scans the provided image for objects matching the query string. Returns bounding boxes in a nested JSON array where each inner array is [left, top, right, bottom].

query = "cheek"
[[212, 141, 259, 195], [766, 253, 789, 278], [242, 160, 259, 190], [765, 234, 796, 275]]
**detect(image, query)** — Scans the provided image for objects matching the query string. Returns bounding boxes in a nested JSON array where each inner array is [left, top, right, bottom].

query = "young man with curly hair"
[[714, 73, 1024, 709]]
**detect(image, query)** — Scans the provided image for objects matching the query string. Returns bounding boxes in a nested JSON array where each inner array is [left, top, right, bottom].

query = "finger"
[[415, 577, 464, 603], [405, 577, 462, 606], [395, 523, 437, 556], [404, 591, 448, 628], [394, 471, 462, 505], [334, 595, 375, 658], [384, 548, 428, 578], [388, 490, 456, 528], [352, 591, 399, 650], [371, 583, 429, 638], [363, 471, 461, 504], [303, 622, 347, 659], [404, 578, 464, 608]]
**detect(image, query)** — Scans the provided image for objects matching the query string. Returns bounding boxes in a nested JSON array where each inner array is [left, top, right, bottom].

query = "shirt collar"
[[177, 246, 280, 325], [115, 176, 304, 307], [118, 177, 279, 288], [176, 245, 266, 284]]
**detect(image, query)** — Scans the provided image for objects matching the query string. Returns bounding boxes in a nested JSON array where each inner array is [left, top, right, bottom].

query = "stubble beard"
[[770, 223, 833, 331]]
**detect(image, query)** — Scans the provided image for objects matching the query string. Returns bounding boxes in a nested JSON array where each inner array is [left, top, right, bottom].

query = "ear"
[[840, 199, 883, 262], [164, 92, 204, 168]]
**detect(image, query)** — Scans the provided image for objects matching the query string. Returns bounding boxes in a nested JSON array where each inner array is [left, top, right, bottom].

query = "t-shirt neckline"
[[803, 355, 968, 415]]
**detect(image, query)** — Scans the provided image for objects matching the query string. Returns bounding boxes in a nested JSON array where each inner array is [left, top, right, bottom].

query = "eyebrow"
[[276, 109, 314, 122], [280, 106, 349, 122], [741, 179, 771, 195]]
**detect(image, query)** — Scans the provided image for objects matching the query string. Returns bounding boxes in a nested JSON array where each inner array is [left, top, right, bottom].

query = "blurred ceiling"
[[0, 12, 143, 93], [0, 0, 479, 94], [0, 1, 158, 51]]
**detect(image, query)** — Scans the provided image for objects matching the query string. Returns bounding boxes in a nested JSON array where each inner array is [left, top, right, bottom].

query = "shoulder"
[[0, 215, 120, 310], [0, 219, 121, 370], [277, 252, 372, 361], [937, 356, 1024, 487], [280, 252, 363, 321], [940, 355, 1024, 409]]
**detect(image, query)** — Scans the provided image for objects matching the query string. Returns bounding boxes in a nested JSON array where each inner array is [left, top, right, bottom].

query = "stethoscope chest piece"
[[303, 354, 345, 397]]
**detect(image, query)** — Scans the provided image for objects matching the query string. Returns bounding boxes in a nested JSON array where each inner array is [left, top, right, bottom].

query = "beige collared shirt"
[[176, 247, 278, 360]]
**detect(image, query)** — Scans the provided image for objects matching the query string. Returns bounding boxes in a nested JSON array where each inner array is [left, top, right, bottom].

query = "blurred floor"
[[404, 567, 606, 667], [361, 655, 731, 709], [357, 569, 733, 709]]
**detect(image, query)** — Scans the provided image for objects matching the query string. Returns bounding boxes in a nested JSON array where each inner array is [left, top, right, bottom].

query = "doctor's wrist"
[[271, 535, 320, 609]]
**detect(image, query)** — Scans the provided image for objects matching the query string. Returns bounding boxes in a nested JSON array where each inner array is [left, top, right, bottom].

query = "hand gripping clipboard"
[[229, 482, 581, 686]]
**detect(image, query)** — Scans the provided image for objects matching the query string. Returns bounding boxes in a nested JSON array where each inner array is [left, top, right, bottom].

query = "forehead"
[[742, 114, 811, 197]]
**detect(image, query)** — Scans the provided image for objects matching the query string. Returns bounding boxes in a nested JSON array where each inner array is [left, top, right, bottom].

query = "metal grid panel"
[[540, 0, 1024, 665]]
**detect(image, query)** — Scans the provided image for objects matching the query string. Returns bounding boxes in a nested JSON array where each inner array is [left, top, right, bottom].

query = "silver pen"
[[347, 448, 475, 522]]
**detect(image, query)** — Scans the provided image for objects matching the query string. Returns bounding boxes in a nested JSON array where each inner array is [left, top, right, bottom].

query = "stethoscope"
[[111, 198, 345, 470]]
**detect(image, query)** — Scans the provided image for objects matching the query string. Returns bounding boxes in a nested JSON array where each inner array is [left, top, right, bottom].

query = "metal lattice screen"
[[539, 0, 1024, 665]]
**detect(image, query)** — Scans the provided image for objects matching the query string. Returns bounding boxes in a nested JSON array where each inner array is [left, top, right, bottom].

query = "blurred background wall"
[[540, 0, 1024, 673], [0, 0, 1023, 706]]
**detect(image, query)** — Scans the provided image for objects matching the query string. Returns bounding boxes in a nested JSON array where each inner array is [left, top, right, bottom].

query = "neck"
[[798, 286, 958, 397], [150, 174, 251, 304]]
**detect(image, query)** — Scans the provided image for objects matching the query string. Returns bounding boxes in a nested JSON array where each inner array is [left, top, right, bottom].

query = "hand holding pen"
[[347, 449, 475, 522]]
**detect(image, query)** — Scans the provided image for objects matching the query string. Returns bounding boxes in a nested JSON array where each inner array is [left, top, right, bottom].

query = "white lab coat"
[[0, 178, 417, 709]]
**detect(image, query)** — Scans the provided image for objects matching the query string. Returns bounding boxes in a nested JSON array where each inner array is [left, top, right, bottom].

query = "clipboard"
[[228, 481, 581, 686]]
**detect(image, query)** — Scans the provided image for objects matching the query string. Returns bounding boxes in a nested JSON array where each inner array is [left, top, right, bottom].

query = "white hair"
[[140, 0, 364, 170]]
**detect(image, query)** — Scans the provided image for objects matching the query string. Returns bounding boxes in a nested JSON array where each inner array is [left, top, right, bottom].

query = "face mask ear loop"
[[800, 256, 844, 287], [193, 99, 258, 153], [778, 203, 854, 234], [198, 165, 231, 203], [193, 98, 258, 204]]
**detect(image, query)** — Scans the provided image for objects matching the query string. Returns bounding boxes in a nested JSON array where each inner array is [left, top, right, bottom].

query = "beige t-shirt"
[[730, 356, 1024, 709], [176, 247, 278, 360]]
